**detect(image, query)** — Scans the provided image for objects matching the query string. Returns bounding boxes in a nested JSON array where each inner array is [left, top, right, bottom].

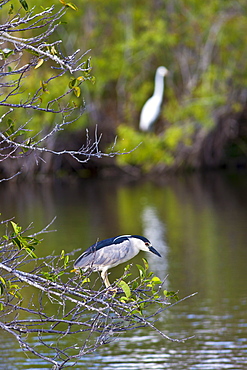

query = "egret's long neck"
[[153, 72, 164, 100]]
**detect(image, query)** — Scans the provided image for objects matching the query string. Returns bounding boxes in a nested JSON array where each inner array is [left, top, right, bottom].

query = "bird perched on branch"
[[139, 66, 168, 132], [74, 234, 161, 288]]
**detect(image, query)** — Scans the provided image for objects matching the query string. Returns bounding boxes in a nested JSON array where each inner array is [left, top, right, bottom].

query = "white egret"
[[139, 66, 168, 132]]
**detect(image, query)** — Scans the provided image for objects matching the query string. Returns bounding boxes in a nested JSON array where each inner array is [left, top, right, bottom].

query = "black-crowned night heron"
[[139, 66, 168, 131], [74, 235, 161, 288]]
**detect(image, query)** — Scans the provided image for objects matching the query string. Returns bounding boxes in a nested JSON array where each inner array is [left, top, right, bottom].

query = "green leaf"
[[34, 59, 44, 69], [22, 236, 40, 247], [151, 276, 162, 285], [163, 290, 179, 301], [142, 258, 149, 271], [9, 221, 39, 258], [0, 277, 6, 295], [10, 221, 21, 234], [8, 4, 14, 14], [132, 309, 142, 315], [19, 0, 28, 11], [77, 76, 85, 82], [26, 49, 39, 56], [0, 48, 14, 59], [41, 272, 52, 280], [81, 277, 90, 285], [90, 76, 96, 84], [131, 281, 139, 290], [59, 0, 78, 10], [64, 255, 69, 268], [25, 247, 37, 258], [86, 57, 91, 70], [50, 46, 57, 55], [5, 119, 25, 140], [120, 296, 128, 303], [66, 2, 78, 11], [136, 264, 146, 279], [69, 78, 78, 88], [40, 81, 49, 93], [4, 280, 11, 290], [41, 271, 63, 282], [118, 280, 131, 298], [124, 264, 131, 272], [73, 86, 81, 97], [9, 285, 22, 300]]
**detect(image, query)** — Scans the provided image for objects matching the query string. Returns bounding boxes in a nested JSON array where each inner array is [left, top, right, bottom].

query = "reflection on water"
[[141, 205, 169, 280], [0, 172, 247, 369]]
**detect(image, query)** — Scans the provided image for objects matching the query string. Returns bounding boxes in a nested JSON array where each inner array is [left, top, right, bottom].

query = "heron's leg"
[[101, 268, 111, 288]]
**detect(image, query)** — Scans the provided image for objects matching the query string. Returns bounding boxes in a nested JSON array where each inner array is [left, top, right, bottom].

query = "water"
[[0, 172, 247, 369]]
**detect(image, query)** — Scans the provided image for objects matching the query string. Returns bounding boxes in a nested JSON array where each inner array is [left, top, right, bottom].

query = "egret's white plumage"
[[139, 66, 168, 132], [74, 235, 161, 288]]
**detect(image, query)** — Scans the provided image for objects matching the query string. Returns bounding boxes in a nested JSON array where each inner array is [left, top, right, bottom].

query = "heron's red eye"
[[145, 242, 149, 246]]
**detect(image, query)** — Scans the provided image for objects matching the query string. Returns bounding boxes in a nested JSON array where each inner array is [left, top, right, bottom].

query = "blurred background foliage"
[[1, 0, 247, 174]]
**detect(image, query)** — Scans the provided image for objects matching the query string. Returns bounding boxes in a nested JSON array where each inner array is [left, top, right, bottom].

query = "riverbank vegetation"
[[0, 0, 246, 180]]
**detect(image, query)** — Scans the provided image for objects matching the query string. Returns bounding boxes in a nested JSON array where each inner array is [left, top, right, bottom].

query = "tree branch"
[[0, 219, 194, 368]]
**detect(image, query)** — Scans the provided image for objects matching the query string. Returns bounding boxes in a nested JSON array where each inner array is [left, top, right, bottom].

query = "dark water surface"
[[0, 172, 247, 369]]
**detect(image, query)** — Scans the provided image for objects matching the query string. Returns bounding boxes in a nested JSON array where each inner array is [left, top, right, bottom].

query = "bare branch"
[[0, 2, 123, 180]]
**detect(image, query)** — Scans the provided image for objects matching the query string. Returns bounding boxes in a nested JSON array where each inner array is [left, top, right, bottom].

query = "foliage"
[[114, 124, 193, 171], [0, 0, 92, 130], [115, 258, 179, 314], [72, 0, 247, 170], [0, 218, 194, 368], [0, 0, 121, 180], [6, 221, 40, 258], [1, 0, 246, 174], [77, 1, 246, 109]]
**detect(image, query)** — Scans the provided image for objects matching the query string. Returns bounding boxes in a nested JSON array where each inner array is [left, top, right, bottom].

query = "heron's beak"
[[149, 246, 161, 257]]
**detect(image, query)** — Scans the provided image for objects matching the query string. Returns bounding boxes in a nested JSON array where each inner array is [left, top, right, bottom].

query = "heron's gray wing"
[[93, 239, 132, 268], [74, 239, 132, 270], [74, 250, 99, 269]]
